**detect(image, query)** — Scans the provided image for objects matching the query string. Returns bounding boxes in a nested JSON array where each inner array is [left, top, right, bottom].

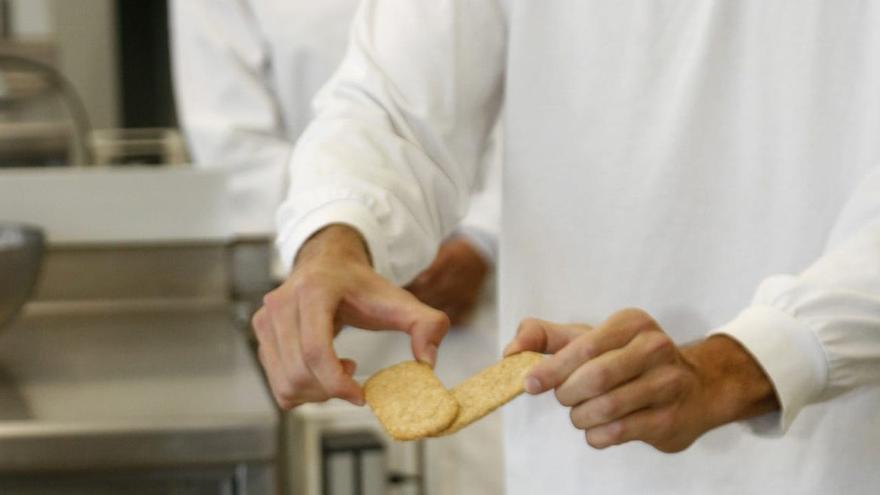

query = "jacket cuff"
[[453, 225, 497, 267], [275, 200, 394, 282], [709, 305, 829, 434]]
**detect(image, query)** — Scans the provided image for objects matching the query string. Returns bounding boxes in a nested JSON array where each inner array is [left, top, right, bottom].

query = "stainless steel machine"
[[0, 167, 279, 494]]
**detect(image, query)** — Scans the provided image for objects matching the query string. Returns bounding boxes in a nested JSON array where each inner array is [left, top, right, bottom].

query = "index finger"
[[503, 318, 586, 356], [525, 316, 643, 394], [299, 300, 364, 405]]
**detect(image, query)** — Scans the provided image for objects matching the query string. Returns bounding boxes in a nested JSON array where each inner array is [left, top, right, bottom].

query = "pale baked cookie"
[[364, 361, 459, 441], [434, 351, 544, 436]]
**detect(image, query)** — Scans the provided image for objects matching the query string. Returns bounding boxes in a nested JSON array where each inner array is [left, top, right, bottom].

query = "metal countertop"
[[0, 301, 278, 473]]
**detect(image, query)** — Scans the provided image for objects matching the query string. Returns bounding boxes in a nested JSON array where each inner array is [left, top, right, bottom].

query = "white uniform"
[[170, 1, 503, 494], [277, 1, 880, 493]]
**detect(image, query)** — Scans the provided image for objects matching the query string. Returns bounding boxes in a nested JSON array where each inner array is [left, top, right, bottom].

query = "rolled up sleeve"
[[712, 167, 880, 434], [275, 0, 506, 285]]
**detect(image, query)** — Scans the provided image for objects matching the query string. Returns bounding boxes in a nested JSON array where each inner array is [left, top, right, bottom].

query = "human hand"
[[405, 237, 490, 326], [504, 309, 777, 452], [251, 225, 450, 409]]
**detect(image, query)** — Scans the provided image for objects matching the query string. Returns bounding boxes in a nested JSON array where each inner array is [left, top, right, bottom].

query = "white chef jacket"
[[170, 2, 504, 494], [276, 1, 880, 493], [170, 0, 499, 245]]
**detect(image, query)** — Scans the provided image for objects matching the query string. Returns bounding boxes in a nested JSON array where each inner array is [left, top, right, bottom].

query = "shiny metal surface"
[[0, 224, 43, 331], [0, 301, 278, 472], [34, 243, 229, 303]]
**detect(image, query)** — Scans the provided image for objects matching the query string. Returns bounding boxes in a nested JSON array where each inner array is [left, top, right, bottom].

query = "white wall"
[[9, 0, 52, 38], [50, 0, 120, 129], [4, 0, 120, 130]]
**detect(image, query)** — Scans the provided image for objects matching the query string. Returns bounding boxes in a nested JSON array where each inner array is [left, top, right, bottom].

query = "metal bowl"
[[0, 224, 44, 330]]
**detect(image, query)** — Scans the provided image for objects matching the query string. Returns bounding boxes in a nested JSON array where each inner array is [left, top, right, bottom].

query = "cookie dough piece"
[[364, 361, 459, 441], [435, 351, 544, 436]]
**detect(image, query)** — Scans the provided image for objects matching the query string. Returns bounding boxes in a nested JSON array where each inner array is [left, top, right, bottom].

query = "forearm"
[[276, 0, 505, 286], [682, 335, 779, 430], [295, 224, 371, 269]]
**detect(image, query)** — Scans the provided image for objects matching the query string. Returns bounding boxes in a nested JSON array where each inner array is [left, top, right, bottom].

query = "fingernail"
[[351, 396, 365, 407], [524, 376, 542, 394]]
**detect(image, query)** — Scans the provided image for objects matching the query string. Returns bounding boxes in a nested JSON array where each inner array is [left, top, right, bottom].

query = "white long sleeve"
[[265, 2, 880, 491], [275, 0, 506, 285], [455, 130, 502, 264], [714, 167, 880, 432], [170, 0, 292, 235]]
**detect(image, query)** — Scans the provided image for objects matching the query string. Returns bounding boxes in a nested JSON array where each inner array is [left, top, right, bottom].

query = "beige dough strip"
[[433, 351, 544, 436]]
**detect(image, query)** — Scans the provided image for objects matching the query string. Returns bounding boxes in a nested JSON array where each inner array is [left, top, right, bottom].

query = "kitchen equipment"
[[0, 166, 277, 495], [0, 166, 231, 245], [0, 53, 92, 166], [89, 127, 188, 166], [288, 399, 424, 495], [0, 223, 42, 330], [0, 302, 277, 495]]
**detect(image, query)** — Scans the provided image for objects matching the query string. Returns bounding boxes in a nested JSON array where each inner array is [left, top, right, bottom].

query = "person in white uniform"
[[169, 1, 505, 493], [252, 1, 880, 494]]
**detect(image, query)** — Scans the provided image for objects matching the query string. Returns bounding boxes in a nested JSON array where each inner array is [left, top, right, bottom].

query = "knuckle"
[[288, 370, 314, 392], [654, 408, 676, 433], [430, 309, 451, 329], [617, 307, 650, 322], [605, 421, 626, 444], [287, 276, 309, 296], [527, 366, 549, 388], [274, 384, 296, 409], [517, 317, 541, 334], [262, 292, 282, 311], [644, 332, 675, 358], [655, 333, 675, 353], [574, 336, 598, 361], [276, 395, 297, 411], [289, 269, 328, 298], [661, 367, 687, 393], [324, 381, 350, 399], [275, 394, 302, 411], [597, 396, 619, 419], [252, 318, 272, 341], [292, 275, 320, 300], [301, 346, 325, 369], [251, 308, 267, 329], [591, 366, 613, 392], [617, 307, 656, 332]]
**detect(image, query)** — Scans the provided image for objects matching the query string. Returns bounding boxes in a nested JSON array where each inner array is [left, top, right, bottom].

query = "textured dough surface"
[[434, 351, 544, 436], [364, 361, 459, 441]]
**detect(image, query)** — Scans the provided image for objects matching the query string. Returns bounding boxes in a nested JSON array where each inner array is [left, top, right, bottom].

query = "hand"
[[504, 309, 778, 453], [405, 237, 490, 326], [251, 225, 450, 409]]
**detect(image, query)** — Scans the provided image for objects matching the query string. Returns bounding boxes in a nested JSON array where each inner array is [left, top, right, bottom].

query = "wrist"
[[294, 224, 372, 268], [681, 335, 779, 430]]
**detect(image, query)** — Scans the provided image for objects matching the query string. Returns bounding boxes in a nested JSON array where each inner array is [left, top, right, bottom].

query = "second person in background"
[[169, 1, 504, 494]]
